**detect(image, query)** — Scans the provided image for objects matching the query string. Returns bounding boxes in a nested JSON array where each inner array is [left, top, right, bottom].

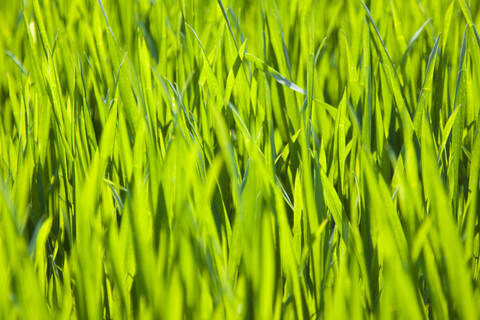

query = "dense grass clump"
[[1, 0, 480, 318]]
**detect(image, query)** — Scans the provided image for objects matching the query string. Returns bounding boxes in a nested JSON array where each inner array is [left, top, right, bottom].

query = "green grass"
[[1, 0, 480, 318]]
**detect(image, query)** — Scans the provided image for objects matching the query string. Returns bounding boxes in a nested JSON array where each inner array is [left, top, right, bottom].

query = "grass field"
[[1, 0, 480, 318]]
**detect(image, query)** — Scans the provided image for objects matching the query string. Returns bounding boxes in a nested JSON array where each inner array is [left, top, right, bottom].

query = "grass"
[[1, 0, 480, 318]]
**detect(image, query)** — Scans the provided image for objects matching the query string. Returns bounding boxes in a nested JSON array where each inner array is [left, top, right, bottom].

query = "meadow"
[[1, 0, 480, 318]]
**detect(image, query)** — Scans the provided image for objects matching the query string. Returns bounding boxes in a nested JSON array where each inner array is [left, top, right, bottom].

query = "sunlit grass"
[[1, 0, 480, 318]]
